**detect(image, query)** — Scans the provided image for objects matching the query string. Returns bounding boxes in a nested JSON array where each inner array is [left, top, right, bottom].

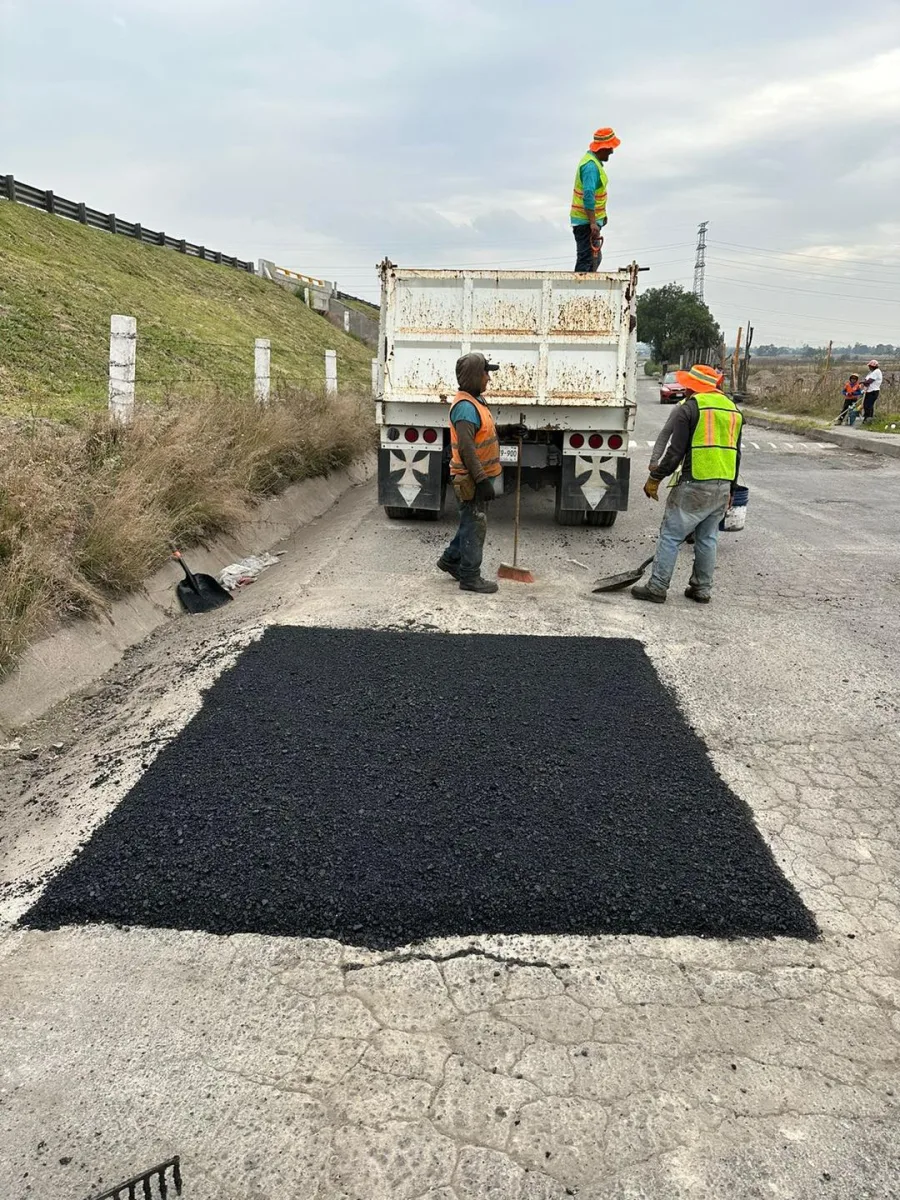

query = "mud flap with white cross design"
[[378, 446, 445, 511], [559, 454, 630, 513]]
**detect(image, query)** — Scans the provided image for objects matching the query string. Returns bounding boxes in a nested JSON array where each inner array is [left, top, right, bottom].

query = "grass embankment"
[[0, 200, 373, 417], [0, 200, 378, 674], [748, 361, 900, 433], [0, 390, 374, 673]]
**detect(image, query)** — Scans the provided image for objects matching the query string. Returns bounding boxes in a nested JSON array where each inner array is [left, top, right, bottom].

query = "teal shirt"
[[449, 399, 481, 428]]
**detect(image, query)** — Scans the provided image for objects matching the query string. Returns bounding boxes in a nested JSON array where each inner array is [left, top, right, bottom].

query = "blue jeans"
[[648, 479, 731, 598], [442, 498, 488, 581]]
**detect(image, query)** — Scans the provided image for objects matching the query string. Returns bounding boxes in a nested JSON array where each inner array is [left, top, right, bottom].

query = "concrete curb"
[[0, 456, 376, 733], [741, 406, 900, 461]]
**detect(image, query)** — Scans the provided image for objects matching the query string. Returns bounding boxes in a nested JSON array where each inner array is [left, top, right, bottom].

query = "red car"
[[659, 371, 687, 404]]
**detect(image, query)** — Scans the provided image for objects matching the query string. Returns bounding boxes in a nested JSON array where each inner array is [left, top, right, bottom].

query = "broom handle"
[[513, 437, 523, 566]]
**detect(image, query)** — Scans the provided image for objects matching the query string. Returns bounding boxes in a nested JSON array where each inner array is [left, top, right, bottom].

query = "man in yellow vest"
[[571, 127, 620, 273], [437, 352, 527, 594], [633, 363, 743, 604]]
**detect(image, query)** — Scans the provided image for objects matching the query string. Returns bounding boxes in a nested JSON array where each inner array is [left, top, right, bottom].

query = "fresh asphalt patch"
[[23, 628, 817, 947]]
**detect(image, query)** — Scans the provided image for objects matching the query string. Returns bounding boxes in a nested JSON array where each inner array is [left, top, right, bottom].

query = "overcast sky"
[[2, 0, 899, 346]]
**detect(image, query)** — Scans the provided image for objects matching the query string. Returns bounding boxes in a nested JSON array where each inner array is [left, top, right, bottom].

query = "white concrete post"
[[108, 314, 137, 424], [303, 286, 310, 306], [325, 349, 338, 395], [371, 358, 378, 398], [343, 310, 350, 333], [254, 338, 271, 405]]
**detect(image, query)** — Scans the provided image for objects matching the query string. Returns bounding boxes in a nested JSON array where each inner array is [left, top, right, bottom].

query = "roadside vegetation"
[[0, 200, 374, 418], [748, 359, 900, 432], [0, 389, 375, 674], [0, 199, 380, 674]]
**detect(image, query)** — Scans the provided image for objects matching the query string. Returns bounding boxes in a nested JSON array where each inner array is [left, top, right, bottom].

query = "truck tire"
[[384, 506, 415, 520], [554, 482, 584, 526], [585, 510, 618, 528]]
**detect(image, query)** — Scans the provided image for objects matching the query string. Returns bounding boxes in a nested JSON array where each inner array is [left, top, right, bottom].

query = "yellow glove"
[[643, 476, 660, 501]]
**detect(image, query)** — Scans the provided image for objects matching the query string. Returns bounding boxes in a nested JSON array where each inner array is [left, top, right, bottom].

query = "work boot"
[[684, 585, 711, 604], [631, 584, 666, 604], [436, 556, 460, 580], [460, 575, 499, 594]]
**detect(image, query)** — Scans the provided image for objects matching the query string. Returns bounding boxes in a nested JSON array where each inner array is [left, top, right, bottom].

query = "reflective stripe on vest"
[[690, 392, 743, 481], [570, 152, 608, 224], [449, 393, 502, 478]]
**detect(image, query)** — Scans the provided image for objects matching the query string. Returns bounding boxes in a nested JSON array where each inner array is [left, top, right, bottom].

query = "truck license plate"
[[499, 445, 519, 464]]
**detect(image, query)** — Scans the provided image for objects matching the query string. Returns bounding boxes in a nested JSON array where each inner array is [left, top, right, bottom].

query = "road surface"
[[1, 376, 898, 1200]]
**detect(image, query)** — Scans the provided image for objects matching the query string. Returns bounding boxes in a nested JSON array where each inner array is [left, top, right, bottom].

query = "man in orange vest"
[[570, 127, 620, 273], [437, 352, 527, 594]]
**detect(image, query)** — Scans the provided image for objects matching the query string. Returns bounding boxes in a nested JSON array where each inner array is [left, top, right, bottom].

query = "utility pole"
[[693, 220, 709, 300]]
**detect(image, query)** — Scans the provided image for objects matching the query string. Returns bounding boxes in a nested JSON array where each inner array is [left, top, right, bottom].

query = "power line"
[[710, 239, 900, 275]]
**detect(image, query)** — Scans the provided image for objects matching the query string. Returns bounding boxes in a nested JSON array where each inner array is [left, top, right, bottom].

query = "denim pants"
[[648, 479, 731, 597], [572, 224, 598, 273], [863, 390, 879, 420], [442, 499, 488, 581]]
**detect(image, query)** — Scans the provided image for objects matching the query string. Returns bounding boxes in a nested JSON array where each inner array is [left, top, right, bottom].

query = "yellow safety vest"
[[570, 153, 608, 225], [690, 392, 742, 481]]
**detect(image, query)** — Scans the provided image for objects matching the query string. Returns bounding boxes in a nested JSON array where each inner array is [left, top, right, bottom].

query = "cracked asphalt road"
[[1, 378, 898, 1199]]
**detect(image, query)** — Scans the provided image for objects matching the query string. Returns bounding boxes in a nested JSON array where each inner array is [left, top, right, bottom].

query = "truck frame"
[[374, 262, 639, 527]]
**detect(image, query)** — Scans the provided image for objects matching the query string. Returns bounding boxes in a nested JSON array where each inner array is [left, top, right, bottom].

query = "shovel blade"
[[176, 574, 233, 614], [592, 556, 654, 593]]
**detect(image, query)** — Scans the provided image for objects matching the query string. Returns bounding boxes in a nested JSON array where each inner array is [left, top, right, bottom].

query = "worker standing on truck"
[[570, 127, 620, 273], [632, 363, 743, 605], [436, 352, 527, 595]]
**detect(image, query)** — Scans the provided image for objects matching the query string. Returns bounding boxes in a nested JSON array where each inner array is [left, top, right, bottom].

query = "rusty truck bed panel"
[[378, 267, 637, 409]]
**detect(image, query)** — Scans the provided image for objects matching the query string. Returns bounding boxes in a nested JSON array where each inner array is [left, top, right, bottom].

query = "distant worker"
[[571, 127, 620, 274], [436, 353, 527, 595], [633, 363, 743, 605], [862, 359, 882, 422], [836, 373, 864, 425]]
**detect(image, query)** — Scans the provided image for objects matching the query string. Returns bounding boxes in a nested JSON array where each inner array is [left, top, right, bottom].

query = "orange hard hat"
[[589, 127, 621, 152], [674, 364, 722, 394]]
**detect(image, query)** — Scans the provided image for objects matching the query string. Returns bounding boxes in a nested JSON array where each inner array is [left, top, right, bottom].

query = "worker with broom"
[[436, 352, 527, 594], [632, 363, 742, 605]]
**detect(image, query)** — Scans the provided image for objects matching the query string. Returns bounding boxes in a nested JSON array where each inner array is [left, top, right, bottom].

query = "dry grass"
[[748, 360, 900, 430], [0, 389, 375, 673]]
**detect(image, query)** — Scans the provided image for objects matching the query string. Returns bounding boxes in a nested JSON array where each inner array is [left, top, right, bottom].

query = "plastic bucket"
[[720, 484, 749, 532]]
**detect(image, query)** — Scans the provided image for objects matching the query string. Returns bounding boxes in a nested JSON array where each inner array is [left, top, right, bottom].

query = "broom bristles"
[[497, 563, 535, 584]]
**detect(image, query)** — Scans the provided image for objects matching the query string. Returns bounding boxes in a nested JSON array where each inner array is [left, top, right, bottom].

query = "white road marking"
[[646, 440, 656, 447], [769, 443, 778, 449], [751, 442, 760, 449]]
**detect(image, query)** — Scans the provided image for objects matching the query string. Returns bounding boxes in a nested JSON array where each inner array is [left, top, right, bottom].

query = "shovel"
[[173, 550, 233, 614], [591, 555, 655, 593]]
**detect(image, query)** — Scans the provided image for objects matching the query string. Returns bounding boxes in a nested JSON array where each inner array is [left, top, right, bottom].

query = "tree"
[[635, 284, 721, 365]]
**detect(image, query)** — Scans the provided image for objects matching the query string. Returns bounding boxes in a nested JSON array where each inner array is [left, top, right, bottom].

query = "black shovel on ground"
[[173, 550, 233, 614], [591, 555, 655, 593]]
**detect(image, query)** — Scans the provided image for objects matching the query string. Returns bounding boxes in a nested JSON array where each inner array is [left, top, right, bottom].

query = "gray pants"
[[648, 480, 731, 598]]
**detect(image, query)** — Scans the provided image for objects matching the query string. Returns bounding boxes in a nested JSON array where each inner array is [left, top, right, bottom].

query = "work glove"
[[475, 478, 497, 504], [643, 476, 660, 501], [501, 422, 528, 440]]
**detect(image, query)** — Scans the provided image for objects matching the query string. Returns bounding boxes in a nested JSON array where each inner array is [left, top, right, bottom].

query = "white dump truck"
[[374, 261, 639, 527]]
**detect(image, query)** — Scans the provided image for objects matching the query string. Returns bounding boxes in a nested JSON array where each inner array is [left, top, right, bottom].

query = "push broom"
[[497, 433, 535, 584]]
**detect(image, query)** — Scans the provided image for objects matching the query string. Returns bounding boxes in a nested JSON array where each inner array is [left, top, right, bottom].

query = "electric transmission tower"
[[693, 220, 709, 300]]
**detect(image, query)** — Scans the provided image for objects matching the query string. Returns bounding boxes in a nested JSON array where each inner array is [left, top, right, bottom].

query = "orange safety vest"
[[449, 392, 502, 479], [843, 382, 863, 401]]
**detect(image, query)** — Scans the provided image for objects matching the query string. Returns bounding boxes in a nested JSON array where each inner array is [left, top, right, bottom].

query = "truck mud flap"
[[560, 455, 630, 513], [378, 446, 444, 512]]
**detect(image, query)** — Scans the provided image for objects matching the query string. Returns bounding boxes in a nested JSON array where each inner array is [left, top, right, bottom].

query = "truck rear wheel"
[[384, 506, 415, 520], [554, 482, 584, 526], [585, 510, 618, 528]]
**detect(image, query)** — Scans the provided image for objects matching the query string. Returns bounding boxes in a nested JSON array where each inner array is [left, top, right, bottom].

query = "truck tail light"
[[404, 428, 418, 443], [588, 434, 604, 449], [387, 428, 400, 441], [608, 434, 624, 450], [423, 428, 438, 444], [569, 433, 585, 449]]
